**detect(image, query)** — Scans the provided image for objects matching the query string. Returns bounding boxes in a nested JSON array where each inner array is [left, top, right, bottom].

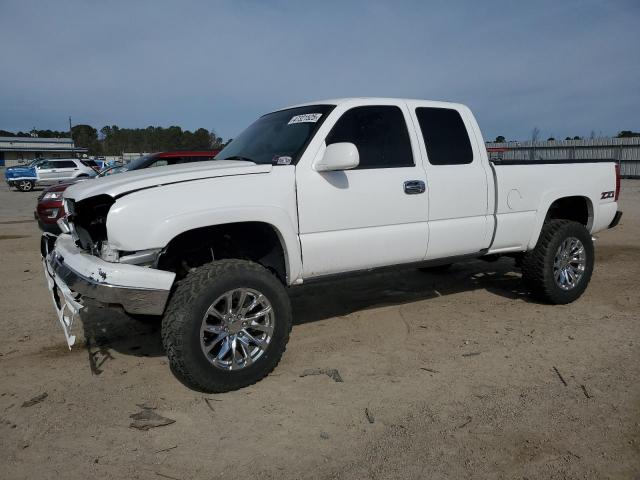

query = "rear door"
[[295, 101, 429, 278], [51, 160, 80, 180], [407, 103, 491, 259]]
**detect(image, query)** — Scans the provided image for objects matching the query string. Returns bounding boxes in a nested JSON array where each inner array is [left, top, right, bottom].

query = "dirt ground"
[[0, 180, 638, 480]]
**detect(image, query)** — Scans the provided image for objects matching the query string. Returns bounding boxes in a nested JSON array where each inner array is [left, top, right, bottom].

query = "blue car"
[[4, 159, 44, 191]]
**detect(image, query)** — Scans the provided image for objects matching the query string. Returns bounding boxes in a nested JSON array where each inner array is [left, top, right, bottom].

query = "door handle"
[[403, 180, 425, 195]]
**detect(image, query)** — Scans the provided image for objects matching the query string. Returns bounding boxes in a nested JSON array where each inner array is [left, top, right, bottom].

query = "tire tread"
[[522, 220, 593, 304], [161, 259, 291, 393]]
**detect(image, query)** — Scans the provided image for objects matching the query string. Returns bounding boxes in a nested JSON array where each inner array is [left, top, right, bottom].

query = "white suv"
[[36, 158, 97, 185]]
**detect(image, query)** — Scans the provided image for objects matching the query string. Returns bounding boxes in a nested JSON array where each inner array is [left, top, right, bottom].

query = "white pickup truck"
[[42, 98, 622, 392]]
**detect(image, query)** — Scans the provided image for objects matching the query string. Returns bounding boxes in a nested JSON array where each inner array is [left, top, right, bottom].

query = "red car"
[[35, 150, 219, 233]]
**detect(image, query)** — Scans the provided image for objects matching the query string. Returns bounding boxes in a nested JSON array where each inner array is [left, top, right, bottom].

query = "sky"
[[0, 0, 638, 142]]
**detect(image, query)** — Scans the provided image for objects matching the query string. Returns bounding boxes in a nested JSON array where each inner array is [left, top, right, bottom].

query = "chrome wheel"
[[19, 180, 33, 191], [200, 288, 274, 370], [553, 237, 586, 291]]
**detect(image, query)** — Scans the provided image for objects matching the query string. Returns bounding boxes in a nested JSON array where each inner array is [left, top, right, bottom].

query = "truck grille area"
[[66, 195, 115, 253]]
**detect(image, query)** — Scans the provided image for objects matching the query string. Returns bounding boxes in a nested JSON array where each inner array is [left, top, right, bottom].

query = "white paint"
[[65, 160, 270, 201], [103, 167, 303, 283], [58, 97, 620, 289], [296, 99, 428, 277], [490, 161, 617, 251], [507, 189, 523, 210]]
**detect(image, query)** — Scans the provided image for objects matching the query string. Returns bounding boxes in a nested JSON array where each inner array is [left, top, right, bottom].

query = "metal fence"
[[485, 137, 640, 178]]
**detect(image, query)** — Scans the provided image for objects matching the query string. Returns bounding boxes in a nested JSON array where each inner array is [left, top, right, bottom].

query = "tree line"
[[0, 125, 229, 155]]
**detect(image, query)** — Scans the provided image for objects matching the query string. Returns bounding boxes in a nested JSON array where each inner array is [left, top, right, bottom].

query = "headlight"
[[43, 191, 63, 201], [119, 248, 162, 266]]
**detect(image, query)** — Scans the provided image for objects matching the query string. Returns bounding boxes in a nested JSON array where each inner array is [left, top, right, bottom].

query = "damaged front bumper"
[[41, 233, 175, 347]]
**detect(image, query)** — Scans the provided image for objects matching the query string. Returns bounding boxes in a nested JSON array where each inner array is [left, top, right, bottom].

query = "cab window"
[[415, 107, 473, 165], [326, 106, 414, 169]]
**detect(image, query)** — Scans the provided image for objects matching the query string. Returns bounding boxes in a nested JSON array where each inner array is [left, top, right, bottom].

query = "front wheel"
[[17, 180, 35, 192], [521, 220, 594, 304], [161, 259, 292, 393]]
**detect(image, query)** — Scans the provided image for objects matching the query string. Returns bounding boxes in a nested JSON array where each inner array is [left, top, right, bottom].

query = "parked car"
[[98, 150, 219, 176], [41, 98, 622, 393], [5, 158, 97, 191], [4, 158, 49, 192], [35, 182, 76, 233], [34, 150, 219, 233]]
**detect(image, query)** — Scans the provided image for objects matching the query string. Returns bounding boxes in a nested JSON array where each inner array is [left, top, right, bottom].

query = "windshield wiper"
[[220, 155, 256, 163]]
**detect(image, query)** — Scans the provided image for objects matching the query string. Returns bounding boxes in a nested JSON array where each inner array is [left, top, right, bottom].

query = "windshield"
[[125, 154, 155, 170], [97, 166, 122, 176], [216, 105, 334, 165], [28, 158, 47, 167], [98, 154, 154, 177]]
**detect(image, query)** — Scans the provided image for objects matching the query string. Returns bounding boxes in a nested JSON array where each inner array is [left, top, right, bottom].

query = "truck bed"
[[488, 159, 618, 254]]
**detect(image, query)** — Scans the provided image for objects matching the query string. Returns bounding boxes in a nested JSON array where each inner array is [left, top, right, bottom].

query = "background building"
[[0, 137, 87, 167]]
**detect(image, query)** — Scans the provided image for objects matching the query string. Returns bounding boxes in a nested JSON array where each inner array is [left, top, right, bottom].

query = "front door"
[[295, 103, 429, 278], [36, 161, 57, 182]]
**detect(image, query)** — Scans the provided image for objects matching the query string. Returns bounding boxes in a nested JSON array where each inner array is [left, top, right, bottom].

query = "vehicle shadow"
[[290, 257, 528, 325], [76, 257, 529, 369], [78, 303, 165, 373]]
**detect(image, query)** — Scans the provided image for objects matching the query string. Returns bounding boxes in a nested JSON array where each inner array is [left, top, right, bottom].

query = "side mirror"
[[314, 142, 359, 172]]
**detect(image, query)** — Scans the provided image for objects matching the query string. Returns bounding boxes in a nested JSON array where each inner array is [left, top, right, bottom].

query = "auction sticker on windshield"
[[288, 113, 322, 125]]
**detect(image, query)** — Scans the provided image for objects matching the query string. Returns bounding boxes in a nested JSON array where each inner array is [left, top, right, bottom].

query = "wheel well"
[[545, 196, 592, 227], [157, 222, 288, 284]]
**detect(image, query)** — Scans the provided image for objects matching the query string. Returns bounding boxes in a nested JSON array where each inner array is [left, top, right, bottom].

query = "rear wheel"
[[161, 259, 292, 393], [17, 180, 35, 192], [521, 220, 594, 304]]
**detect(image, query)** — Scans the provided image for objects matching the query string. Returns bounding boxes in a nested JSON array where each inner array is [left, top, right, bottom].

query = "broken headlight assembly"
[[100, 243, 162, 267]]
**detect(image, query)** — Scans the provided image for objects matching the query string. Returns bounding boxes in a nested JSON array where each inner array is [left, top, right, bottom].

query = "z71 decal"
[[601, 191, 615, 199]]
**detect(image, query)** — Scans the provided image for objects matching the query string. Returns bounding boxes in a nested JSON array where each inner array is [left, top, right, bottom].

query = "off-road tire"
[[419, 263, 452, 274], [161, 259, 292, 393], [521, 220, 594, 304]]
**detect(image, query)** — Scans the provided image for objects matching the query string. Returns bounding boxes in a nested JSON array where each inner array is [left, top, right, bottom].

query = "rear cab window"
[[326, 105, 414, 169], [415, 107, 473, 165]]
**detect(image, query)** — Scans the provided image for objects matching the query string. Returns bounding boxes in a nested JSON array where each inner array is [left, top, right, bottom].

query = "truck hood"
[[64, 160, 271, 201]]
